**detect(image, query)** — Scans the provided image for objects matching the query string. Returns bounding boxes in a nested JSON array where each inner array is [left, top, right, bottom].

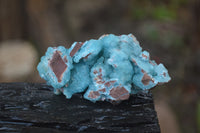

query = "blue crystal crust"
[[37, 34, 171, 102]]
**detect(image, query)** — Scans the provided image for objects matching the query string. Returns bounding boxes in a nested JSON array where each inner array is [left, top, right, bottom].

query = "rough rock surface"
[[0, 83, 160, 133]]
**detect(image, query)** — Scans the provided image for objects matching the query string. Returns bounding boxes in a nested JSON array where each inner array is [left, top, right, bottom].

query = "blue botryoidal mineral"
[[37, 34, 171, 103]]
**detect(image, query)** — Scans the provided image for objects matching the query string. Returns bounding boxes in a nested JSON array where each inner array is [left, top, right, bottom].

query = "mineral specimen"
[[37, 34, 171, 103]]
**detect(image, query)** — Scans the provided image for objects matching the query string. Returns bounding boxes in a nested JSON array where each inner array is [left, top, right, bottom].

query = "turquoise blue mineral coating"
[[37, 34, 171, 102]]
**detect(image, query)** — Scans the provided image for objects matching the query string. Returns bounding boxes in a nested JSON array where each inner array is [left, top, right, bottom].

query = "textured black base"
[[0, 83, 160, 133]]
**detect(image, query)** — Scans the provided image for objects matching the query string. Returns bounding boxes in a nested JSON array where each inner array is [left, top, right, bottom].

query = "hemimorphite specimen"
[[37, 34, 171, 103]]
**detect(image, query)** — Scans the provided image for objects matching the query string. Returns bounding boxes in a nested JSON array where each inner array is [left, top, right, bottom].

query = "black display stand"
[[0, 83, 160, 133]]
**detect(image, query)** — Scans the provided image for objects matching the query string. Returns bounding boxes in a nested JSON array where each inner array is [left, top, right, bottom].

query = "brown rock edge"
[[49, 51, 67, 82]]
